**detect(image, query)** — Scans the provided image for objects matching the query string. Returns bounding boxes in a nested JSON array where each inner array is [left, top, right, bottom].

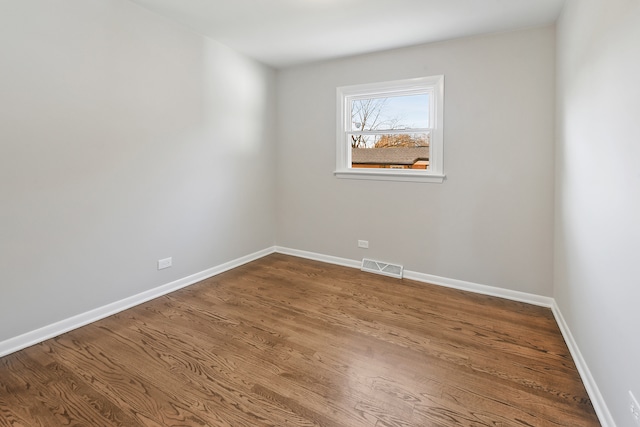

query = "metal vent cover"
[[361, 258, 404, 279]]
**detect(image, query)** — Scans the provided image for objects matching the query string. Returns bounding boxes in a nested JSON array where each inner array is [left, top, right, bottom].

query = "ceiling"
[[129, 0, 566, 68]]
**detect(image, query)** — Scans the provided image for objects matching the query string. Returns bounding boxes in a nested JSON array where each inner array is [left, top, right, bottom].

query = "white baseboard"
[[275, 246, 361, 269], [551, 301, 616, 427], [0, 247, 276, 358], [403, 270, 554, 308], [275, 246, 553, 307]]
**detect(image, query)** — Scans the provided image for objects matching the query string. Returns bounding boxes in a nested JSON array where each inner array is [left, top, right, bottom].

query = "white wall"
[[556, 0, 640, 425], [276, 27, 556, 296], [0, 0, 277, 342]]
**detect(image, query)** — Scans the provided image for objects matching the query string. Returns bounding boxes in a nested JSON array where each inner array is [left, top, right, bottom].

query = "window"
[[335, 75, 444, 183]]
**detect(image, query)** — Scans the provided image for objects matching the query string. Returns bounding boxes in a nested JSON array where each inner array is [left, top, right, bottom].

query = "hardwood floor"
[[0, 254, 600, 426]]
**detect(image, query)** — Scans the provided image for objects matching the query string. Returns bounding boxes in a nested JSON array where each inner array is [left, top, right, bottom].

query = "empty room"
[[0, 0, 638, 426]]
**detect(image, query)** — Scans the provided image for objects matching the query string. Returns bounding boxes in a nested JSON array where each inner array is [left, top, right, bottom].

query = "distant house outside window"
[[335, 75, 445, 183]]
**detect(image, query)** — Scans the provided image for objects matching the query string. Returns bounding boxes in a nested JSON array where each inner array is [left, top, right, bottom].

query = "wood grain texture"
[[0, 254, 600, 426]]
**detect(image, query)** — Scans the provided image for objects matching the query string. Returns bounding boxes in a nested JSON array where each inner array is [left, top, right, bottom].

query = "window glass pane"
[[349, 131, 430, 149], [350, 133, 430, 170], [351, 94, 429, 131]]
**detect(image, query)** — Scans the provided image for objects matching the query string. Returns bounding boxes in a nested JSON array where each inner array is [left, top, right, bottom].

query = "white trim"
[[551, 301, 617, 427], [275, 246, 552, 308], [275, 246, 361, 269], [0, 247, 276, 358], [403, 270, 553, 307], [334, 169, 445, 183], [336, 75, 445, 182]]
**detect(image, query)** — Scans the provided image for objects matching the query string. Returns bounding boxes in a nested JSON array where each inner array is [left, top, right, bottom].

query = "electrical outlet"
[[631, 391, 640, 425], [158, 257, 172, 270], [358, 240, 369, 249]]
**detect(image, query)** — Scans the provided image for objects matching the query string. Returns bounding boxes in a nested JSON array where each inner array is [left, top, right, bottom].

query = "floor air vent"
[[361, 258, 404, 279]]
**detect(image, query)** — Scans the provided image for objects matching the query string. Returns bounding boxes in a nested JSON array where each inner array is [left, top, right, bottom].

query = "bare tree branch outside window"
[[350, 97, 429, 148]]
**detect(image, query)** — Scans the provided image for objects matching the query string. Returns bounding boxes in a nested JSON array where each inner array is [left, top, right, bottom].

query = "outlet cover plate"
[[358, 240, 369, 248], [158, 257, 172, 270]]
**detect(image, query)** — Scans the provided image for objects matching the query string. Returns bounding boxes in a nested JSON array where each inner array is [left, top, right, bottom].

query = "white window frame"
[[334, 75, 445, 183]]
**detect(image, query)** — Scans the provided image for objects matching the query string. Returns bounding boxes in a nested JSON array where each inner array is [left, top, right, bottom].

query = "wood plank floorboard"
[[0, 253, 600, 426]]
